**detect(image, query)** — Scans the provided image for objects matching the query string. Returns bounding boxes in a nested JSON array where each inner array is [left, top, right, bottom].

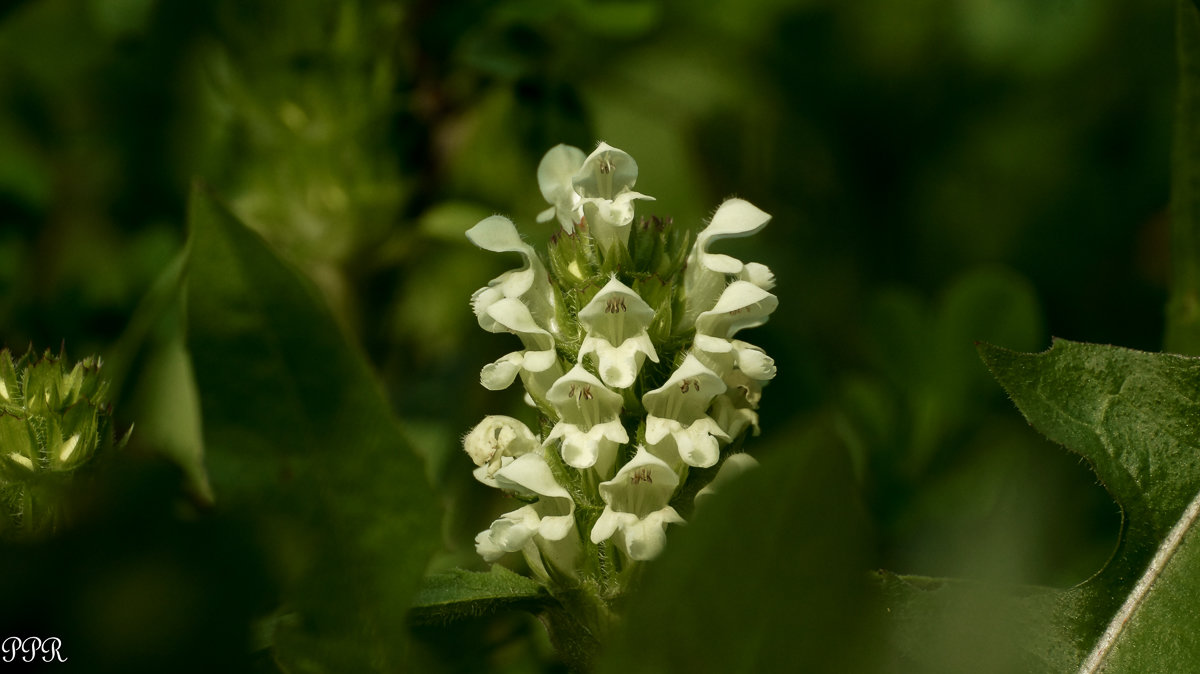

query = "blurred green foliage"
[[0, 0, 1180, 670]]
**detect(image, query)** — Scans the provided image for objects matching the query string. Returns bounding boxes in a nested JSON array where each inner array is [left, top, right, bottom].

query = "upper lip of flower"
[[467, 215, 557, 333], [547, 364, 623, 426]]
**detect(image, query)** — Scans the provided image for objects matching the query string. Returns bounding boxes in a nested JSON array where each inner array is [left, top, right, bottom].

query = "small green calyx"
[[0, 347, 128, 537]]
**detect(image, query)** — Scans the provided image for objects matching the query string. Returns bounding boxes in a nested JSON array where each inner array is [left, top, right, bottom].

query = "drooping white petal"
[[682, 198, 772, 319], [467, 215, 556, 330], [591, 447, 685, 561], [572, 142, 638, 200], [480, 352, 524, 390], [477, 298, 562, 395], [694, 281, 778, 339], [537, 144, 587, 233], [546, 419, 627, 475], [645, 415, 727, 468], [485, 298, 554, 351], [733, 340, 776, 380], [475, 453, 579, 571], [579, 334, 658, 390], [480, 350, 563, 398], [545, 364, 627, 471], [475, 529, 507, 562], [692, 336, 776, 386], [476, 505, 541, 559], [493, 452, 571, 502]]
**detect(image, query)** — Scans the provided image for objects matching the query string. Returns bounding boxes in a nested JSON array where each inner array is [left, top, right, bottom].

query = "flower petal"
[[546, 363, 624, 427], [622, 507, 686, 561], [682, 198, 773, 319], [485, 297, 554, 351], [466, 215, 532, 254], [463, 415, 539, 482], [572, 142, 638, 199], [494, 453, 572, 500], [739, 262, 776, 290], [480, 352, 523, 390], [538, 144, 587, 233], [642, 354, 726, 424], [695, 281, 778, 339]]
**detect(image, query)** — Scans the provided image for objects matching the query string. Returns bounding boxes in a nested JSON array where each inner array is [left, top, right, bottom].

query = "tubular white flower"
[[463, 415, 541, 488], [572, 142, 638, 200], [467, 215, 557, 333], [581, 191, 654, 253], [692, 335, 776, 381], [694, 453, 759, 510], [683, 198, 773, 321], [474, 453, 579, 578], [479, 298, 564, 401], [537, 144, 587, 233], [710, 393, 759, 439], [545, 364, 628, 474], [695, 280, 779, 339], [693, 334, 773, 440], [577, 277, 659, 389], [591, 447, 685, 561], [642, 354, 729, 468]]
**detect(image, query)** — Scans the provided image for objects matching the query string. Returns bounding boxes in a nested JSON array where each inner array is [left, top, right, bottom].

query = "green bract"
[[0, 348, 126, 536]]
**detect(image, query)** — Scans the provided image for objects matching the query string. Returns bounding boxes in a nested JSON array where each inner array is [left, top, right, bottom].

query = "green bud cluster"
[[0, 348, 127, 536]]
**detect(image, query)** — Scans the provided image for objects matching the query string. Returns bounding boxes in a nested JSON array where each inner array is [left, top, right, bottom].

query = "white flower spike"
[[466, 143, 777, 627]]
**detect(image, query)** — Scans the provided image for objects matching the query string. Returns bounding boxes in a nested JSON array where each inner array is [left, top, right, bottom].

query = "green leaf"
[[107, 248, 212, 501], [185, 183, 439, 672], [598, 423, 878, 673], [876, 571, 1084, 672], [409, 565, 550, 625], [971, 339, 1200, 671]]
